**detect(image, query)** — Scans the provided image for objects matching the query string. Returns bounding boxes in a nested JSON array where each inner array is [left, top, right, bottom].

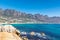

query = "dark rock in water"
[[20, 32, 50, 40]]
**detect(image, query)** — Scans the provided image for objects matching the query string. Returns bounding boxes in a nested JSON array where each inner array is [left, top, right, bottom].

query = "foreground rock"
[[0, 25, 22, 40], [0, 32, 22, 40]]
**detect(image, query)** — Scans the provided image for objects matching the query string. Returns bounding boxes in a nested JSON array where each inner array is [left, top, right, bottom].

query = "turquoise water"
[[11, 24, 60, 40]]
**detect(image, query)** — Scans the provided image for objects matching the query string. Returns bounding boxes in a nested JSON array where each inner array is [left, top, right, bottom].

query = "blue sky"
[[0, 0, 60, 17]]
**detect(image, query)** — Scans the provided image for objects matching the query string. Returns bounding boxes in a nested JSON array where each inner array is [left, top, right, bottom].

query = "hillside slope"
[[0, 8, 60, 23]]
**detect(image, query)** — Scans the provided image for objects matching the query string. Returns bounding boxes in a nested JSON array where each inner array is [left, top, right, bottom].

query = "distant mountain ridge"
[[0, 8, 60, 23]]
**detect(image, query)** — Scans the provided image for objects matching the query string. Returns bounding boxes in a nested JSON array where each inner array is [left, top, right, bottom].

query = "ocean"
[[11, 24, 60, 40]]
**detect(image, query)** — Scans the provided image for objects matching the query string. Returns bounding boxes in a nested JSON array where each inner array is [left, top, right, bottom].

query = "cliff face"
[[0, 8, 60, 23]]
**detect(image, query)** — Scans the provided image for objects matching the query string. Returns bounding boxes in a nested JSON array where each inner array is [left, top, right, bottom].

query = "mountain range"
[[0, 8, 60, 23]]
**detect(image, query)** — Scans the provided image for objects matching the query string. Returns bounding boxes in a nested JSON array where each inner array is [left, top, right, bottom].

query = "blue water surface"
[[11, 24, 60, 40]]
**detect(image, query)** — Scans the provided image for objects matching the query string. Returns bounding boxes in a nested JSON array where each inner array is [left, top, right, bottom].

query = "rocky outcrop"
[[0, 25, 23, 40], [0, 32, 22, 40], [0, 25, 14, 32]]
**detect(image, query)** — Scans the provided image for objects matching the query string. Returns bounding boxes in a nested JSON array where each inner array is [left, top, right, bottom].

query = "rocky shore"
[[0, 25, 50, 40]]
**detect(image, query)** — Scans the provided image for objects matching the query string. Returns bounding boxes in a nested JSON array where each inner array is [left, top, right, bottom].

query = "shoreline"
[[0, 23, 60, 24]]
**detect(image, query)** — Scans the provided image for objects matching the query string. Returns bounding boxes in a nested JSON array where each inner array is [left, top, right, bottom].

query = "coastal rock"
[[0, 25, 22, 40], [0, 32, 22, 40]]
